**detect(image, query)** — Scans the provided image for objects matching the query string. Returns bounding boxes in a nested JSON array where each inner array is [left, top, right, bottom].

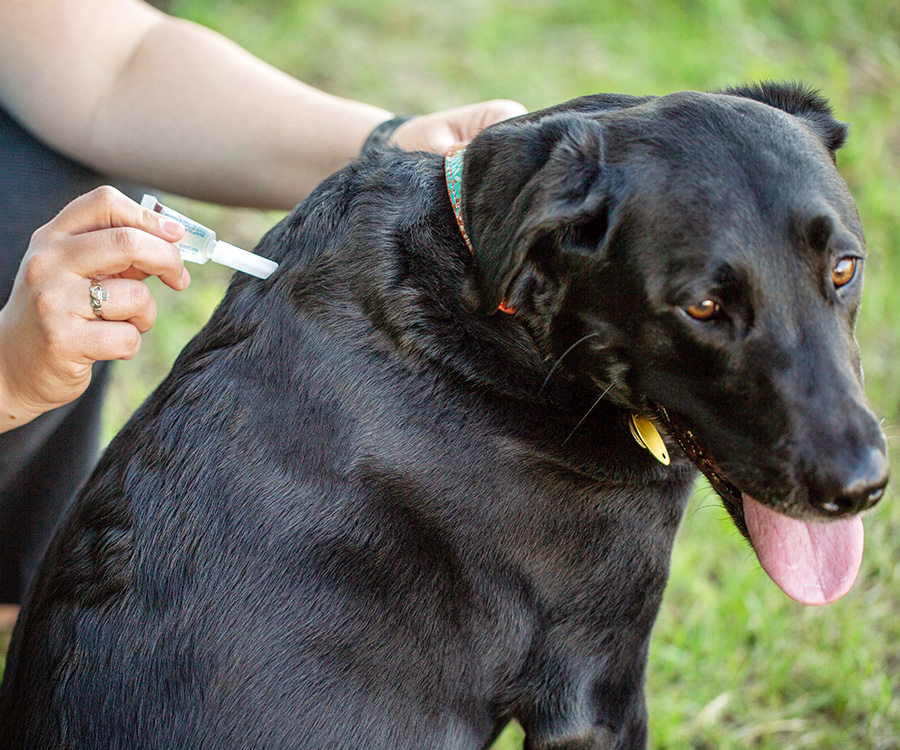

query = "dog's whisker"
[[539, 332, 602, 395], [687, 486, 720, 518], [562, 383, 614, 445]]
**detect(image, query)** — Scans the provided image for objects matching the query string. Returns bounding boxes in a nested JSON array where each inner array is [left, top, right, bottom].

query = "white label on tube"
[[142, 194, 214, 264]]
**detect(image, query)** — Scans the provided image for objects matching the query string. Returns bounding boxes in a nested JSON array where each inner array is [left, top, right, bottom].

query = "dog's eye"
[[684, 299, 721, 321], [832, 257, 858, 289]]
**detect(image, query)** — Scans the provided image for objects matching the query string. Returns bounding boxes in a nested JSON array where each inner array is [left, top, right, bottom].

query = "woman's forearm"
[[85, 17, 393, 209], [0, 0, 525, 211], [0, 0, 391, 210]]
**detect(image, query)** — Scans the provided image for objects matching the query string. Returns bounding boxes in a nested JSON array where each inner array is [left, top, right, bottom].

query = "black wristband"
[[361, 116, 414, 156]]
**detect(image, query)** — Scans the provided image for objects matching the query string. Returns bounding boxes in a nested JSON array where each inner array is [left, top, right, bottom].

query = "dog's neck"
[[444, 145, 515, 316], [444, 146, 671, 466]]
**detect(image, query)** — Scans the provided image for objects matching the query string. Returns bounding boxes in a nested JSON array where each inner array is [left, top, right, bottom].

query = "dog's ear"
[[460, 114, 607, 315], [721, 81, 848, 154]]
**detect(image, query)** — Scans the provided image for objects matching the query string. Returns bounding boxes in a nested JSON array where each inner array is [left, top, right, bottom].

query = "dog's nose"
[[811, 446, 890, 517]]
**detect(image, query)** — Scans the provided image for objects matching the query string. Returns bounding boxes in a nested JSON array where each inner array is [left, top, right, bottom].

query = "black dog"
[[0, 82, 888, 749]]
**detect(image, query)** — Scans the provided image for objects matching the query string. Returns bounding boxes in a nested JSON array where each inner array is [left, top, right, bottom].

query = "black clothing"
[[0, 104, 122, 602]]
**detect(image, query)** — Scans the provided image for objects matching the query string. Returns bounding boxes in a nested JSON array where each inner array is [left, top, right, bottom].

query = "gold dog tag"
[[630, 414, 670, 465]]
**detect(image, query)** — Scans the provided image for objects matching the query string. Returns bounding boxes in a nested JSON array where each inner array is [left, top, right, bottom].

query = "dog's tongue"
[[742, 494, 864, 606]]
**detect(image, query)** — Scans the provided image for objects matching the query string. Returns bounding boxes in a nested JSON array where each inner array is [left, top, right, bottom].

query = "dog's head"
[[457, 82, 889, 605]]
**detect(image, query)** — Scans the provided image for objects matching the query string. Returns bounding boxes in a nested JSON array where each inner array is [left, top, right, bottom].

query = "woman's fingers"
[[74, 226, 189, 290], [83, 277, 157, 333], [36, 185, 189, 290], [46, 185, 184, 241], [82, 319, 144, 363], [42, 224, 189, 291], [390, 100, 528, 153]]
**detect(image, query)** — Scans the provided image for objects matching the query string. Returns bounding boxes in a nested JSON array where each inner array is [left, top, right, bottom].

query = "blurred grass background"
[[18, 0, 900, 747]]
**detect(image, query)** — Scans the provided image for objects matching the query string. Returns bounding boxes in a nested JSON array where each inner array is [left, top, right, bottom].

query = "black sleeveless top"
[[0, 103, 130, 602]]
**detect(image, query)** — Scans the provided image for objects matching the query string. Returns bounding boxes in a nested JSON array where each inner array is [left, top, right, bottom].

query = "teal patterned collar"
[[444, 144, 474, 254], [443, 144, 514, 314]]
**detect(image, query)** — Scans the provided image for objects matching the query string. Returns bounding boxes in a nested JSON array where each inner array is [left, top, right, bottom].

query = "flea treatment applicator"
[[141, 194, 278, 279]]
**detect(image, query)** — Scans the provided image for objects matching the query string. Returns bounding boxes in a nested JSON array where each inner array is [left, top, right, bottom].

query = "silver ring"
[[89, 281, 109, 318]]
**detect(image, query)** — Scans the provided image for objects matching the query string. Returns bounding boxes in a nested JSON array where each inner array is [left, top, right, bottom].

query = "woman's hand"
[[391, 100, 528, 153], [0, 186, 190, 432]]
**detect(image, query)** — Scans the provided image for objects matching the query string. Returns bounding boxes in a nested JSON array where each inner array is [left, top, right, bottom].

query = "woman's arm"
[[0, 0, 524, 210], [0, 0, 391, 208]]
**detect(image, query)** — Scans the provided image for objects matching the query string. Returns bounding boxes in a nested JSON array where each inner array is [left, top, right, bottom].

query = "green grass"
[[5, 1, 900, 746]]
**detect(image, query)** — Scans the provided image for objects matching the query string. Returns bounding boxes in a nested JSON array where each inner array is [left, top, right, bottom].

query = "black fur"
[[0, 83, 888, 749]]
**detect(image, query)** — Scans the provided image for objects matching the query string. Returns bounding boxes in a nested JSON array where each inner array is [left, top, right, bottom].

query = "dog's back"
[[0, 84, 886, 750]]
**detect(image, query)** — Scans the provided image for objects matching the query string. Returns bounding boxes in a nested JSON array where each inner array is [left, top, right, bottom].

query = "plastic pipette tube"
[[141, 194, 278, 279]]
